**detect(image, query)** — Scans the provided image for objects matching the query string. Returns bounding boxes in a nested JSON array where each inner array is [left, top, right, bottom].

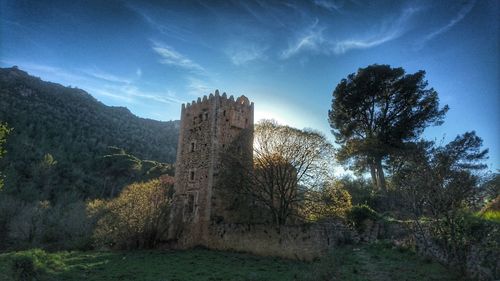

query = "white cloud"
[[91, 84, 183, 105], [280, 19, 326, 59], [4, 62, 90, 84], [82, 67, 132, 84], [186, 76, 213, 97], [332, 6, 420, 54], [151, 41, 205, 73], [280, 6, 421, 58], [312, 0, 343, 13], [418, 0, 476, 47], [136, 68, 142, 78], [226, 43, 268, 65]]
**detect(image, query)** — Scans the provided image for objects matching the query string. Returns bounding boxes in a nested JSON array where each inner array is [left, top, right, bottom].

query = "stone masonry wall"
[[205, 221, 355, 261]]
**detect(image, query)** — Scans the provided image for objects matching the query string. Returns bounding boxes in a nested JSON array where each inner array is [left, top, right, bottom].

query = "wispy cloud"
[[90, 84, 183, 105], [186, 76, 213, 97], [333, 6, 420, 54], [226, 43, 268, 65], [2, 62, 93, 84], [312, 0, 343, 13], [120, 85, 183, 104], [280, 19, 326, 59], [82, 67, 132, 84], [280, 6, 421, 58], [151, 41, 205, 73], [89, 88, 135, 104], [418, 0, 476, 47]]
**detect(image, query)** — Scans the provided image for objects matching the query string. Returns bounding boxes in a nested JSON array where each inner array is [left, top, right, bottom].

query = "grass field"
[[0, 243, 468, 281]]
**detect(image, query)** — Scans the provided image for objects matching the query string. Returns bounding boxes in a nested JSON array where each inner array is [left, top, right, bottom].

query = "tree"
[[89, 178, 173, 249], [302, 181, 352, 221], [393, 131, 489, 266], [222, 119, 333, 225], [0, 122, 11, 190], [328, 64, 448, 191]]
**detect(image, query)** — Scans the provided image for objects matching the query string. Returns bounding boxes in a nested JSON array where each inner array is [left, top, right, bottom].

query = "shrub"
[[11, 254, 36, 281], [6, 200, 93, 250], [90, 178, 172, 249], [347, 204, 379, 228], [10, 249, 65, 281], [303, 181, 353, 221], [482, 210, 500, 222]]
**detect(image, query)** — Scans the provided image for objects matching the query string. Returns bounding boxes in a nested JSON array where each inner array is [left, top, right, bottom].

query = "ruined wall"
[[170, 90, 253, 247], [206, 222, 355, 261]]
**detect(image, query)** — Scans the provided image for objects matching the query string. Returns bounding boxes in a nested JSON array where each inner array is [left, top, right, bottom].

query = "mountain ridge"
[[0, 66, 179, 201]]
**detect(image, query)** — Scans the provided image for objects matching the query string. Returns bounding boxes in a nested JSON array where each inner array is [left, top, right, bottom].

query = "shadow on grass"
[[1, 244, 470, 281]]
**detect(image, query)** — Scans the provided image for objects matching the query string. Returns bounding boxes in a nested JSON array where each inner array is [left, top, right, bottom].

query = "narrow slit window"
[[188, 194, 195, 213], [191, 142, 195, 152], [190, 171, 195, 181]]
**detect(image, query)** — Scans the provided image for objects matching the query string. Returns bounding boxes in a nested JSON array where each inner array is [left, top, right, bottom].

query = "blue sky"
[[1, 0, 498, 170]]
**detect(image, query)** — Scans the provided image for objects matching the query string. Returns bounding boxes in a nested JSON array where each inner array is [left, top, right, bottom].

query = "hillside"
[[0, 66, 179, 201]]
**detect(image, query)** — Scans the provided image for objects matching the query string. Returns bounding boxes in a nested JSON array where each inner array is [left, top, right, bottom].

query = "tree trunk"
[[375, 157, 386, 192], [369, 161, 378, 190]]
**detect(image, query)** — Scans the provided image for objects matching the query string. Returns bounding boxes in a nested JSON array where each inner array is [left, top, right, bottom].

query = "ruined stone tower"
[[170, 90, 254, 247]]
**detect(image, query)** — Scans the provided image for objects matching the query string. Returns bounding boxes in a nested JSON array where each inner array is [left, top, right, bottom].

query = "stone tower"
[[170, 90, 254, 247]]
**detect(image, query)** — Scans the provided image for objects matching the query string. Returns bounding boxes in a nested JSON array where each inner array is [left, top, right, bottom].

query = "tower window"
[[188, 194, 195, 213], [190, 170, 195, 181], [204, 112, 208, 120], [191, 142, 196, 152], [223, 110, 226, 117]]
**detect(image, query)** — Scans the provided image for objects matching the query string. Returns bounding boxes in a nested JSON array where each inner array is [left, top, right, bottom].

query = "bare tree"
[[221, 119, 333, 225]]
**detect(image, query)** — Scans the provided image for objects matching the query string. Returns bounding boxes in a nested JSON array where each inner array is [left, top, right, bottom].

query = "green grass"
[[0, 244, 468, 281]]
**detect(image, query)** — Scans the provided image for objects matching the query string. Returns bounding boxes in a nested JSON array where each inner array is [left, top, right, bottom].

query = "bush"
[[90, 178, 173, 249], [6, 200, 93, 250], [10, 249, 65, 281], [481, 210, 500, 222], [347, 204, 379, 228], [11, 254, 36, 281], [303, 181, 353, 221]]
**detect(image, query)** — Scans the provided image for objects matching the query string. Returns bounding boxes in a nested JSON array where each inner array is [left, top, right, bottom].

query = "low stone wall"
[[205, 221, 355, 261], [412, 231, 500, 281], [369, 220, 499, 281]]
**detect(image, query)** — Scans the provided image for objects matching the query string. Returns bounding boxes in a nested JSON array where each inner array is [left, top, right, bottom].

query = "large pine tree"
[[329, 64, 449, 191]]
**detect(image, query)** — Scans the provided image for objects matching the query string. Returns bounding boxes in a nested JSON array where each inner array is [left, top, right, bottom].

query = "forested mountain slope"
[[0, 66, 179, 201]]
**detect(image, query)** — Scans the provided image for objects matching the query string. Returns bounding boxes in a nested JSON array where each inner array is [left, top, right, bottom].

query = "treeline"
[[0, 67, 179, 202]]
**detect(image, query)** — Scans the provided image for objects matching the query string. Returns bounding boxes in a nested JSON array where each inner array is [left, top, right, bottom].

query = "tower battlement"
[[170, 90, 254, 246]]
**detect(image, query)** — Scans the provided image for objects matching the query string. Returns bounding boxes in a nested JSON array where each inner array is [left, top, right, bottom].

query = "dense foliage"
[[392, 131, 494, 269], [0, 67, 179, 201], [329, 64, 448, 191], [89, 177, 174, 249], [0, 122, 10, 190], [302, 181, 353, 221]]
